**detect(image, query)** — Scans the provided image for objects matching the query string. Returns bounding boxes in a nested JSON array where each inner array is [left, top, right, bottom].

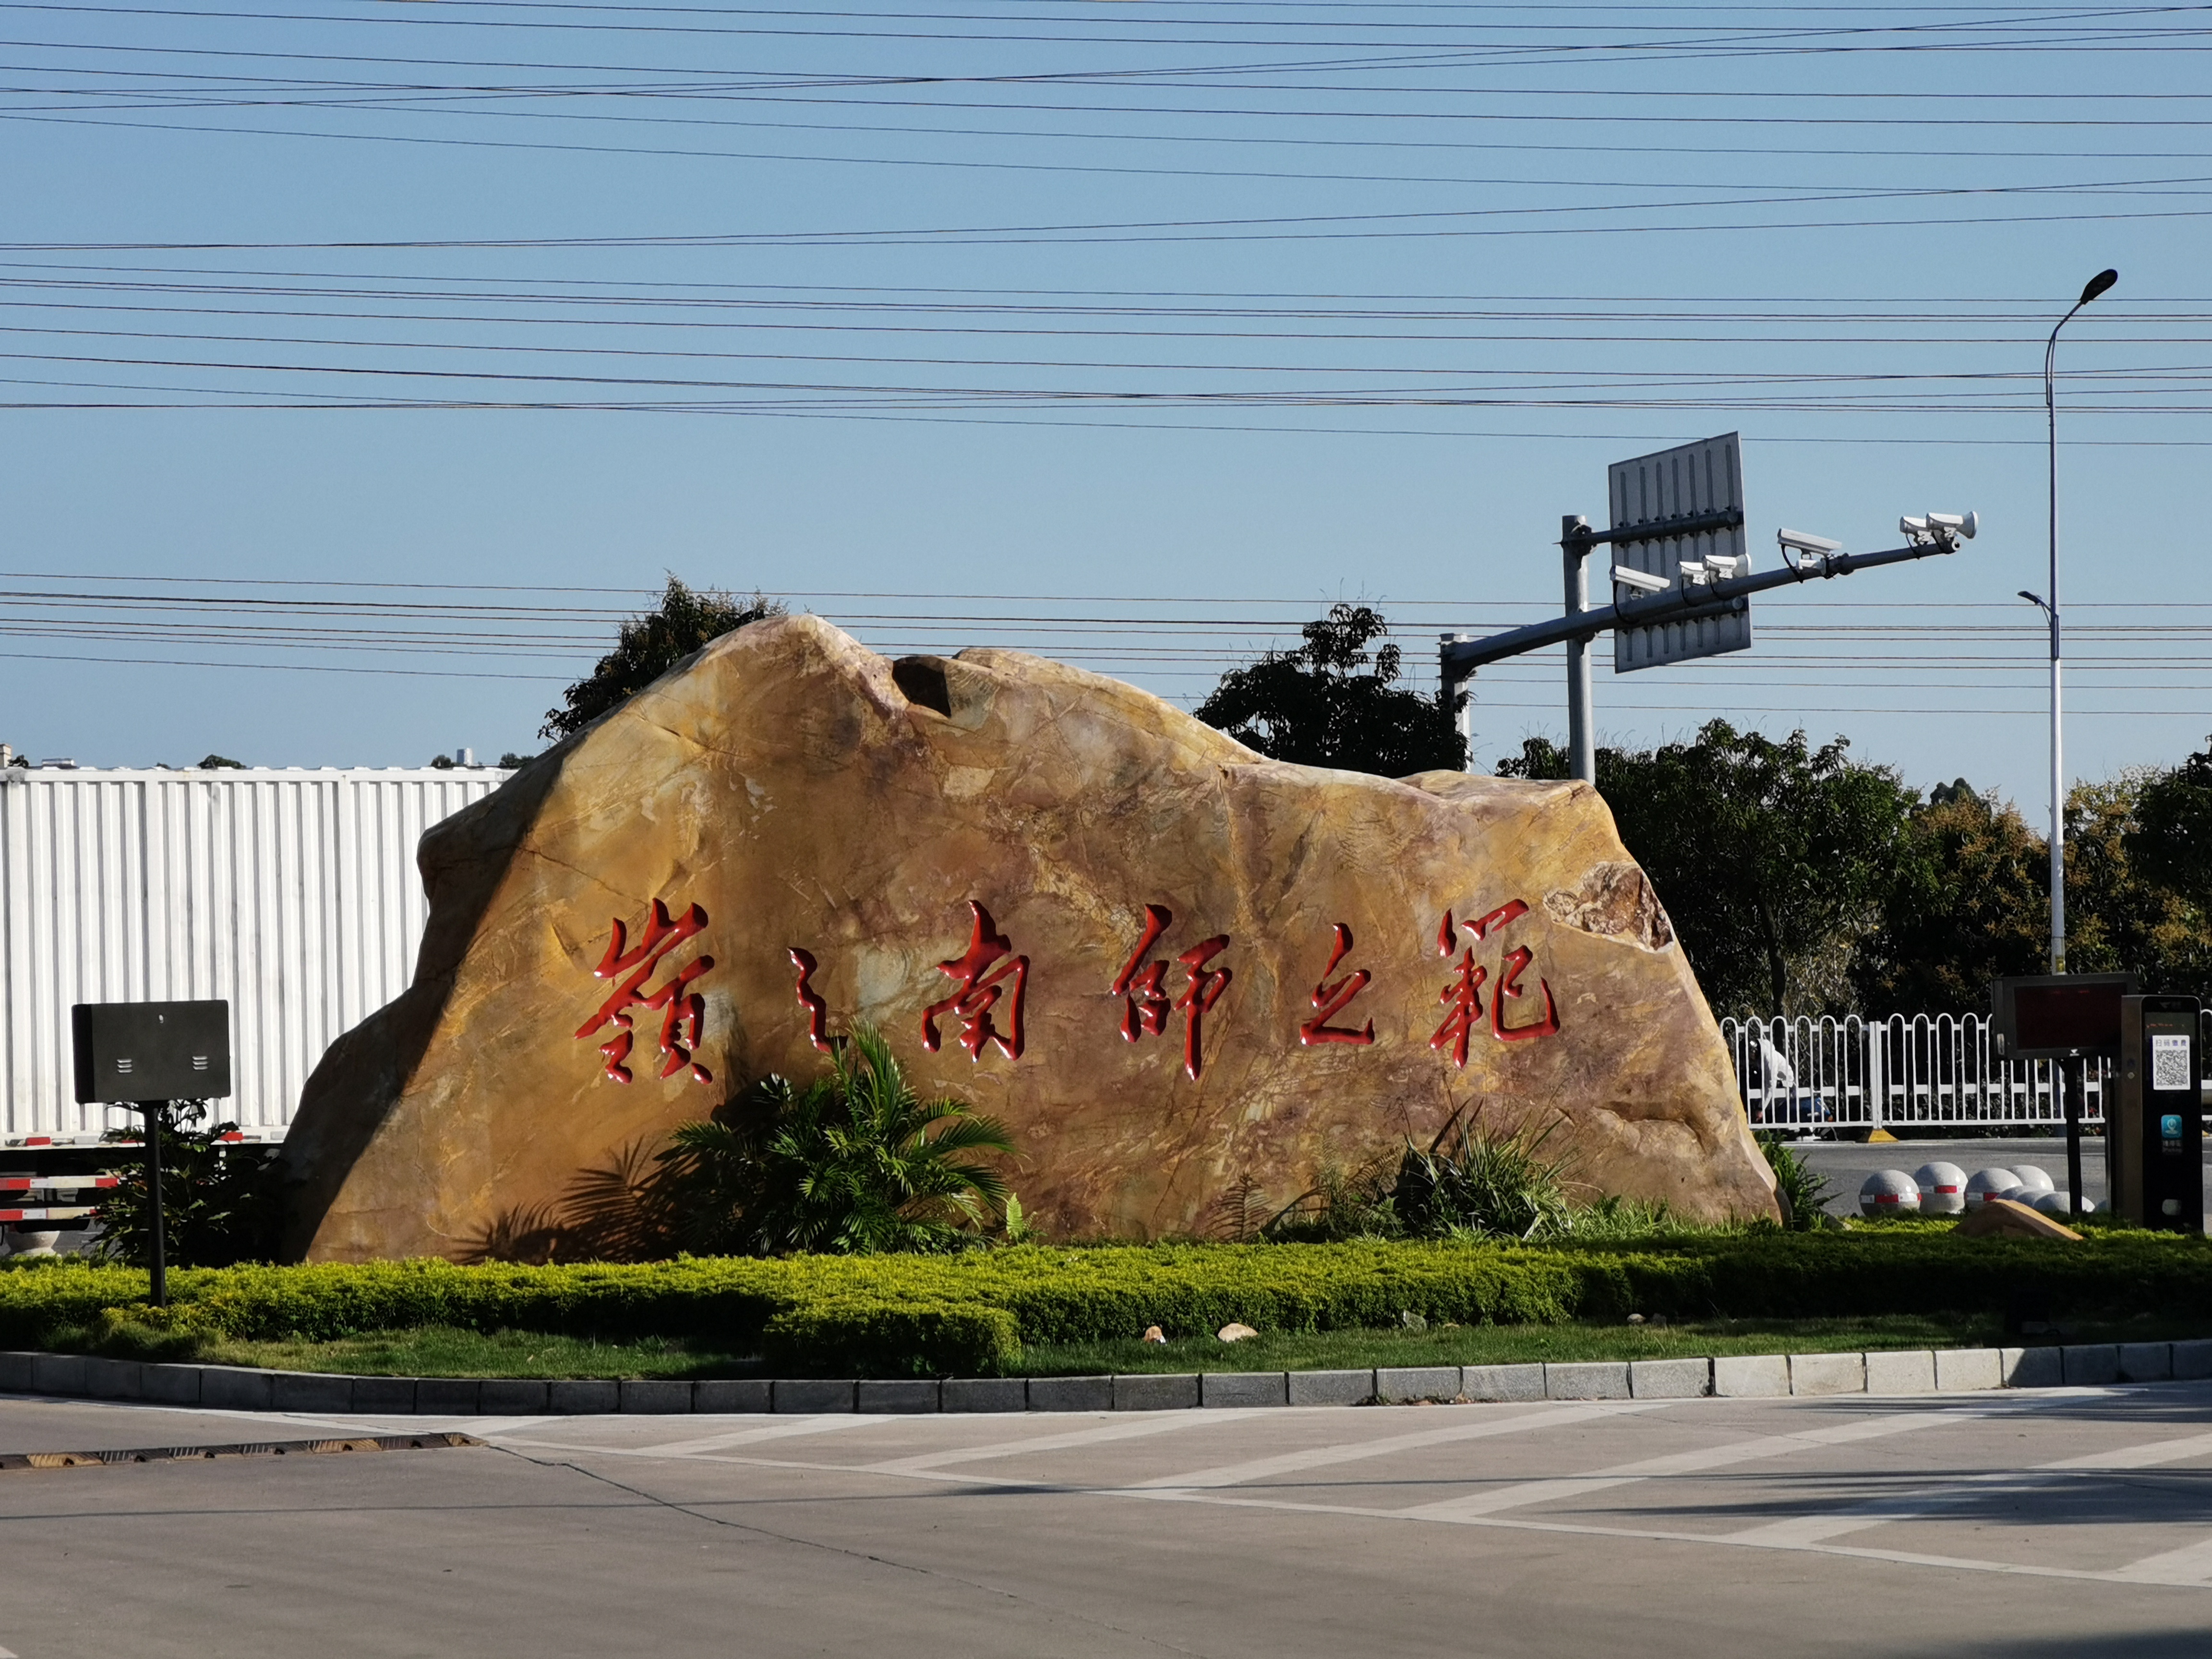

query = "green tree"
[[1196, 602, 1466, 777], [1500, 721, 1918, 1018], [660, 1024, 1015, 1255], [2131, 733, 2212, 915], [2066, 771, 2212, 995], [541, 576, 783, 740], [88, 1102, 286, 1268], [1853, 783, 2050, 1014]]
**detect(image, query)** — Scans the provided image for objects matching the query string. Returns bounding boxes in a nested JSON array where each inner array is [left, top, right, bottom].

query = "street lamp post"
[[2044, 266, 2118, 976]]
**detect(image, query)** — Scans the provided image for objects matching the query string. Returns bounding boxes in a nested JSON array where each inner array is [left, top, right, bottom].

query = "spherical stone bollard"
[[2032, 1190, 2076, 1217], [2011, 1164, 2056, 1193], [1860, 1169, 1922, 1217], [1964, 1168, 2021, 1209], [1915, 1161, 1969, 1215]]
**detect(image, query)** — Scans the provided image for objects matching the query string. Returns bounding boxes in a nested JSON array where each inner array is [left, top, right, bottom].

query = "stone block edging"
[[3, 1341, 2206, 1417]]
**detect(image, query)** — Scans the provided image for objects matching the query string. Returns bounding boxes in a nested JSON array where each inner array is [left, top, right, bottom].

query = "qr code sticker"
[[2152, 1033, 2191, 1093]]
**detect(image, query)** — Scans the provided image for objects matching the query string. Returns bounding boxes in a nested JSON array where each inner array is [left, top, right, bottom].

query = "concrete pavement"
[[3, 1382, 2211, 1657]]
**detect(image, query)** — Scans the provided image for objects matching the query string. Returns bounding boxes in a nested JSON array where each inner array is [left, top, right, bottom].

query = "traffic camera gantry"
[[1438, 433, 1976, 783]]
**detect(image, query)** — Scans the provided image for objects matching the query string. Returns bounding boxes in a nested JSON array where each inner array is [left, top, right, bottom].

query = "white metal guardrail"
[[1720, 1013, 2114, 1134]]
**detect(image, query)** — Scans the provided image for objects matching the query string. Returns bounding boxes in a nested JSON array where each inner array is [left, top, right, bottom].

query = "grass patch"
[[1022, 1315, 1989, 1377], [192, 1327, 755, 1380], [117, 1310, 2212, 1381]]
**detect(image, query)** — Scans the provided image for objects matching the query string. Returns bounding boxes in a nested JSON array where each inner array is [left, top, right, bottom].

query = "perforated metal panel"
[[1610, 432, 1752, 673], [0, 768, 505, 1141]]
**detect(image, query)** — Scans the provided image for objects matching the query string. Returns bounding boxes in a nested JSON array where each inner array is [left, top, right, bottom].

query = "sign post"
[[69, 1000, 231, 1306], [1991, 973, 2139, 1220]]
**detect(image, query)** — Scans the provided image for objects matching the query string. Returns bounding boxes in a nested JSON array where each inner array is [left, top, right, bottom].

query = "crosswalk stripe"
[[862, 1412, 1236, 1475], [1724, 1426, 2212, 1547], [1131, 1400, 1665, 1492], [1401, 1407, 1966, 1520]]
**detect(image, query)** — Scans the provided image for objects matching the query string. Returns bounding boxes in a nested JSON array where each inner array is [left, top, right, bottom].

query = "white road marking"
[[436, 1416, 557, 1438], [2108, 1533, 2212, 1585], [1723, 1427, 2212, 1547], [1400, 1407, 1971, 1520], [490, 1419, 894, 1461], [2044, 1428, 2212, 1472], [862, 1412, 1243, 1476], [1131, 1400, 1668, 1492], [1133, 1484, 2212, 1588]]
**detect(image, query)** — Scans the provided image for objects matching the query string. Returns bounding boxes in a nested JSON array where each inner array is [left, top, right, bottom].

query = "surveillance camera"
[[1704, 553, 1745, 578], [1677, 559, 1711, 585], [1899, 515, 1930, 540], [1926, 511, 1978, 541], [1776, 528, 1842, 572], [1777, 529, 1842, 558], [1611, 565, 1669, 595]]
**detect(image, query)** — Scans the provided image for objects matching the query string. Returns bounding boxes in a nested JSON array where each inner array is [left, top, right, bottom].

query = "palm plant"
[[661, 1023, 1015, 1255]]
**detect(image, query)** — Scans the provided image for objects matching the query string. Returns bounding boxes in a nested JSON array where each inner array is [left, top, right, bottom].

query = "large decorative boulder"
[[282, 615, 1776, 1261]]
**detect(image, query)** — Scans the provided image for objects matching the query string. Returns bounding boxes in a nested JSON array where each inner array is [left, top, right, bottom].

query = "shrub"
[[1262, 1154, 1403, 1243], [1391, 1109, 1574, 1241], [88, 1102, 288, 1267], [760, 1298, 1021, 1378], [660, 1023, 1016, 1255], [1755, 1132, 1836, 1230], [6, 1232, 2209, 1375]]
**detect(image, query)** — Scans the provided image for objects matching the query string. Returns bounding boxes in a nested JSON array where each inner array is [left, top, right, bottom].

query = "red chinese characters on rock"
[[788, 947, 833, 1053], [574, 899, 715, 1084], [922, 900, 1029, 1062], [1299, 923, 1375, 1046], [1430, 899, 1560, 1068], [1110, 904, 1233, 1080]]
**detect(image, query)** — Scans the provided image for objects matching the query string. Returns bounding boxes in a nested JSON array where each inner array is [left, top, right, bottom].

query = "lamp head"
[[2079, 268, 2119, 306]]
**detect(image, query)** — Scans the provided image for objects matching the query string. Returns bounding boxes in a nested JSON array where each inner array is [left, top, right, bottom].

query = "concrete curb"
[[5, 1338, 2208, 1415]]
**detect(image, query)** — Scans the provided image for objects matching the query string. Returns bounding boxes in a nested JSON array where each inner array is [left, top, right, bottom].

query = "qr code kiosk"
[[2114, 995, 2204, 1233]]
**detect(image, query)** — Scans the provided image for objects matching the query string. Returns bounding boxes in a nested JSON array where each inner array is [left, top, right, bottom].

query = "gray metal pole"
[[2044, 267, 2117, 975], [2046, 310, 2072, 976], [141, 1098, 168, 1308], [1562, 515, 1595, 784]]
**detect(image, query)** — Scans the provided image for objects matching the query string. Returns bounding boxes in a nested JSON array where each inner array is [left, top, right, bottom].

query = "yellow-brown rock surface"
[[282, 614, 1778, 1260]]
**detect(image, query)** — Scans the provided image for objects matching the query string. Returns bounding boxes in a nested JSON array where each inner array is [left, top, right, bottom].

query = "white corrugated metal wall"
[[0, 768, 505, 1141]]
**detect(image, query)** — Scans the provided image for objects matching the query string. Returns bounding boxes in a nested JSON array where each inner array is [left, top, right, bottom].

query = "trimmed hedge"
[[3, 1230, 2207, 1379], [761, 1299, 1022, 1378]]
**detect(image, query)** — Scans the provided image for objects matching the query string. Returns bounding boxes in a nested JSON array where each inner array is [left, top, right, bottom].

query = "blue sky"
[[2, 1, 2207, 809]]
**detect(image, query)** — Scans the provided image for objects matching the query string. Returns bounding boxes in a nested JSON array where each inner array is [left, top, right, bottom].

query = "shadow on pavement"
[[1955, 1630, 2212, 1659]]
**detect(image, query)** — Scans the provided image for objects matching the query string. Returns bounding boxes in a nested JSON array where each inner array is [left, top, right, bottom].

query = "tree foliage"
[[541, 576, 784, 740], [2131, 733, 2212, 914], [2066, 771, 2212, 995], [1854, 782, 2049, 1012], [1195, 602, 1466, 777], [88, 1102, 287, 1268], [1500, 721, 1918, 1018]]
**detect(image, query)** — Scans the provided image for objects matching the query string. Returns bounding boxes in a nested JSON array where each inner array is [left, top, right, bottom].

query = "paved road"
[[4, 1384, 2212, 1658]]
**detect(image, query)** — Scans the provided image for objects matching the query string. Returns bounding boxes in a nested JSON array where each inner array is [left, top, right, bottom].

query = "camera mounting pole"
[[1441, 524, 1973, 779], [1562, 514, 1596, 786]]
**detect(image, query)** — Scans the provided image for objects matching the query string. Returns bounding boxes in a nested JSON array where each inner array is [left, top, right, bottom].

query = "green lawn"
[[166, 1310, 2212, 1381], [195, 1327, 756, 1380]]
